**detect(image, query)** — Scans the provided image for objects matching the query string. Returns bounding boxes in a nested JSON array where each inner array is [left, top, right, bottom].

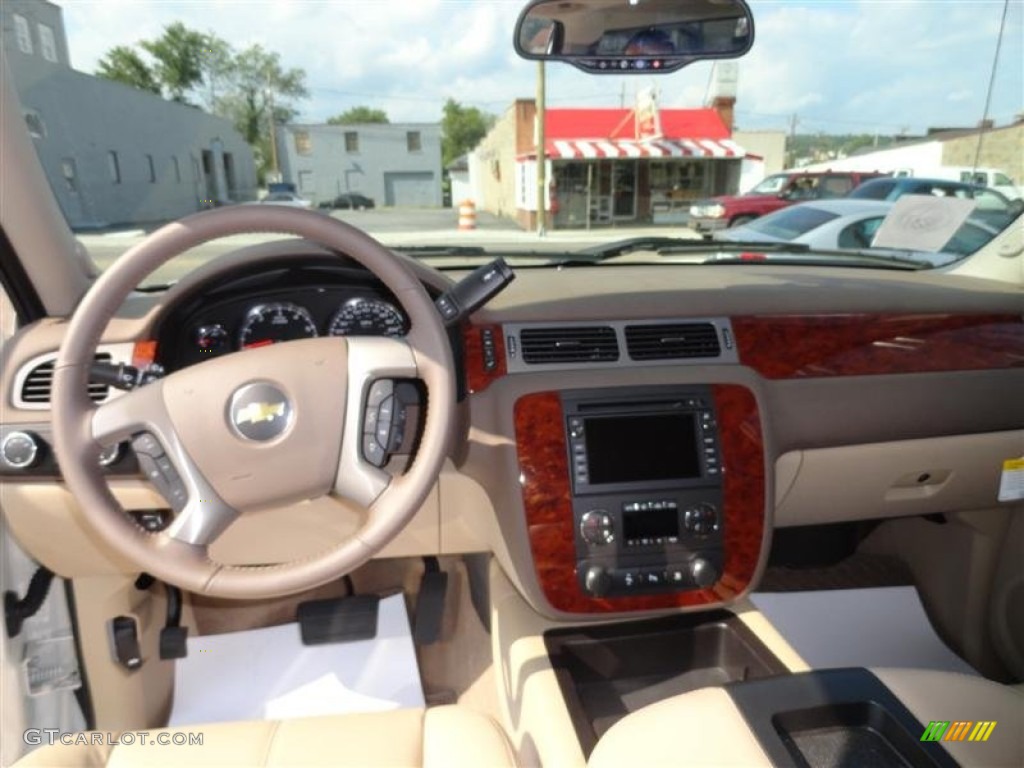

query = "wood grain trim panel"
[[514, 385, 765, 614], [732, 313, 1024, 379], [462, 323, 506, 394]]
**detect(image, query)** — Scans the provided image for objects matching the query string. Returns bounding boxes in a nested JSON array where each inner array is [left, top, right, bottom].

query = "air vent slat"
[[520, 326, 619, 364], [625, 323, 721, 361], [20, 353, 113, 404]]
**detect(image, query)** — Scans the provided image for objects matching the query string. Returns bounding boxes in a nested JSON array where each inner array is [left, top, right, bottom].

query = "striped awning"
[[524, 137, 745, 160]]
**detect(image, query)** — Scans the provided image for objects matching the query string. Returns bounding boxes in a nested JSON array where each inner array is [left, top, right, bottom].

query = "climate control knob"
[[583, 566, 613, 597], [1, 431, 41, 469], [690, 557, 719, 589], [579, 509, 615, 545]]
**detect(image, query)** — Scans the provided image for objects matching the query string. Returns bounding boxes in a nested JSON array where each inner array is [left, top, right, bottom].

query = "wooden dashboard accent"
[[463, 323, 506, 394], [732, 313, 1024, 379], [514, 385, 765, 614]]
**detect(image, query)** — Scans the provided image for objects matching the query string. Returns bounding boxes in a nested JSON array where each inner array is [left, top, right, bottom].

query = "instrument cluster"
[[164, 279, 409, 369]]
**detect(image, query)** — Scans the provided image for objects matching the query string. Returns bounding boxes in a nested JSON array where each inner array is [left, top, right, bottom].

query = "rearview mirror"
[[515, 0, 754, 74]]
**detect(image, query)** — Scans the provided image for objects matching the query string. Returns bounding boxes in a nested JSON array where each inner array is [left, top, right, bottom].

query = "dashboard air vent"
[[625, 323, 721, 361], [20, 353, 112, 404], [520, 326, 619, 364]]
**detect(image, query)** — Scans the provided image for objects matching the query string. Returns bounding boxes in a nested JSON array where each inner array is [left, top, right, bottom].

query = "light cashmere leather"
[[14, 707, 518, 768], [589, 669, 1023, 768]]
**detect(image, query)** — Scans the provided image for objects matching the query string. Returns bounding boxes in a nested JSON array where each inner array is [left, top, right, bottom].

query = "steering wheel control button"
[[367, 379, 393, 408], [1, 431, 41, 469], [362, 433, 386, 467], [228, 382, 293, 441], [131, 432, 164, 458]]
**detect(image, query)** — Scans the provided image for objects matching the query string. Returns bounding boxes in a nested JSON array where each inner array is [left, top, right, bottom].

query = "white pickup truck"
[[893, 166, 1023, 199]]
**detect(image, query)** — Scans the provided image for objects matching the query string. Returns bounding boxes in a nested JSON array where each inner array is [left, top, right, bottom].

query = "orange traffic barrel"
[[458, 200, 477, 230]]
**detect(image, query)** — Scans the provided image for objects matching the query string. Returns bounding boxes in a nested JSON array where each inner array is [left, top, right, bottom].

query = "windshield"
[[747, 174, 790, 195], [6, 0, 1022, 286]]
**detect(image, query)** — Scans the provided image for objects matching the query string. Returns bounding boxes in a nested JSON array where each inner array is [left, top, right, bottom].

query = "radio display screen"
[[583, 413, 700, 484]]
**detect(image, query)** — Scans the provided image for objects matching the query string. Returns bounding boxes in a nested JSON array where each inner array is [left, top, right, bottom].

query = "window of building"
[[407, 131, 422, 153], [344, 131, 359, 153], [61, 158, 78, 193], [172, 156, 181, 183], [23, 110, 46, 139], [145, 154, 156, 183], [13, 14, 32, 54], [38, 24, 57, 62], [298, 171, 315, 192], [108, 151, 121, 184], [294, 131, 312, 155]]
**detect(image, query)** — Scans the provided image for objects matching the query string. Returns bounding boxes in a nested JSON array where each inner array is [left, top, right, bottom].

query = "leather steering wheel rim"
[[52, 206, 455, 599]]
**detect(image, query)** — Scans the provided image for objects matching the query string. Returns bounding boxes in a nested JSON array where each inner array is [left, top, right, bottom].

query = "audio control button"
[[580, 510, 615, 545]]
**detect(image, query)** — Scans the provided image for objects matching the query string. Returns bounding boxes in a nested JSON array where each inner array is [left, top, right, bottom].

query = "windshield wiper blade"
[[392, 245, 488, 257], [710, 249, 929, 270], [657, 241, 811, 255], [573, 236, 701, 261]]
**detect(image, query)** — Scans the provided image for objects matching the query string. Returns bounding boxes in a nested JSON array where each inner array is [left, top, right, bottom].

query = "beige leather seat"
[[589, 669, 1024, 768], [15, 707, 517, 768]]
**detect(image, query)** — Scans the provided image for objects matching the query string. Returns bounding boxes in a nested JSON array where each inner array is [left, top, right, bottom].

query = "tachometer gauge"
[[327, 298, 405, 338], [238, 302, 318, 348]]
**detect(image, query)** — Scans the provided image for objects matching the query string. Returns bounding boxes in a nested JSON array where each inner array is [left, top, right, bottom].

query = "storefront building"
[[472, 98, 749, 229]]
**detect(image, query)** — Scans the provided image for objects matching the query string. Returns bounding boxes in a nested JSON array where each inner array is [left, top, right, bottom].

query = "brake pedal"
[[413, 557, 448, 646]]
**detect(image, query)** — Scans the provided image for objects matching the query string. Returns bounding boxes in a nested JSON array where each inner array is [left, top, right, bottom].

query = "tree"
[[96, 46, 161, 95], [211, 45, 308, 178], [139, 22, 209, 102], [327, 106, 389, 125], [441, 99, 494, 167]]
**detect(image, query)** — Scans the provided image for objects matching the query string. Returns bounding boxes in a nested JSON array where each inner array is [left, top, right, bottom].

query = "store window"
[[344, 131, 359, 153], [649, 161, 707, 212], [294, 131, 312, 155], [407, 131, 422, 153]]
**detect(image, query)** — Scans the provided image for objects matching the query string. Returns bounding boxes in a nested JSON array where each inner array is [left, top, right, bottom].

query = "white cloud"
[[57, 0, 1023, 132]]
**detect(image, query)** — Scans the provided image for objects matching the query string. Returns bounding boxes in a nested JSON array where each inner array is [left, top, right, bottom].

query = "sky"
[[58, 0, 1023, 137]]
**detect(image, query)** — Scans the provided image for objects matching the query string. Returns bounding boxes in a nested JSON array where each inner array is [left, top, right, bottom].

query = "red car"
[[689, 170, 887, 232]]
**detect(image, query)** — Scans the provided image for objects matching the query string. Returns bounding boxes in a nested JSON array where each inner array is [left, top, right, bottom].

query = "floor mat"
[[750, 587, 978, 676], [168, 594, 424, 726], [758, 553, 914, 592]]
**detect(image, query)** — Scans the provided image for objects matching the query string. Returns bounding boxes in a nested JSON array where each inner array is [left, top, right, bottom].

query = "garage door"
[[384, 172, 437, 207]]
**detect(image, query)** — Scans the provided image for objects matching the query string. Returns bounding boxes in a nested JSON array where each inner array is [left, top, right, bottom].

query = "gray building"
[[277, 123, 442, 207], [2, 0, 257, 229]]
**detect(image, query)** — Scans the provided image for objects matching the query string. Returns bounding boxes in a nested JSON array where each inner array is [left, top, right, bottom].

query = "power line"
[[972, 0, 1011, 173]]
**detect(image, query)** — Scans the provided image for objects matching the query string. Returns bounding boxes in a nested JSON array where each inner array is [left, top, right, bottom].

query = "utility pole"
[[535, 61, 546, 236], [787, 113, 799, 167], [267, 79, 279, 182]]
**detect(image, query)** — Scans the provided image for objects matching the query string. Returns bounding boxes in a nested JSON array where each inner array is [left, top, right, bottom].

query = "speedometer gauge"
[[238, 302, 318, 348], [327, 298, 405, 338]]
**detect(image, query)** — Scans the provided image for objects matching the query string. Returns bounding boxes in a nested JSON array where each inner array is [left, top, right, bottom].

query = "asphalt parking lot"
[[76, 206, 699, 285]]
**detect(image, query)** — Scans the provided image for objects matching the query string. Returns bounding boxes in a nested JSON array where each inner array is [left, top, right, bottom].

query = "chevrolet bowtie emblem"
[[233, 401, 286, 426], [228, 383, 292, 441]]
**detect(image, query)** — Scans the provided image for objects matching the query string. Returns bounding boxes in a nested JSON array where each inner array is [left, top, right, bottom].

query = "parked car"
[[689, 170, 886, 232], [714, 198, 1001, 266], [259, 191, 313, 209], [848, 177, 1022, 228], [320, 193, 376, 210], [892, 166, 1023, 200]]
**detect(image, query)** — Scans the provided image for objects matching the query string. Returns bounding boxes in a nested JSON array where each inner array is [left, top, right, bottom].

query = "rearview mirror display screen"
[[583, 414, 699, 484]]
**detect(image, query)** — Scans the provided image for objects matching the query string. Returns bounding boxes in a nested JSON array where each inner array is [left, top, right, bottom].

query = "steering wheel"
[[52, 207, 455, 599]]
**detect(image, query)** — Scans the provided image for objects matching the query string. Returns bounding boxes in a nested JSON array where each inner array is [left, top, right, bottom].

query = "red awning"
[[520, 137, 745, 160]]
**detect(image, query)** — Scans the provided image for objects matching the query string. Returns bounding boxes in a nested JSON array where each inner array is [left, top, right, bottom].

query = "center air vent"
[[625, 323, 721, 361], [20, 353, 112, 404], [520, 326, 619, 364]]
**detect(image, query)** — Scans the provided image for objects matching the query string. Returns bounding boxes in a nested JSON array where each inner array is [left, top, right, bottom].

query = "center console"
[[514, 382, 766, 614], [563, 387, 725, 598]]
